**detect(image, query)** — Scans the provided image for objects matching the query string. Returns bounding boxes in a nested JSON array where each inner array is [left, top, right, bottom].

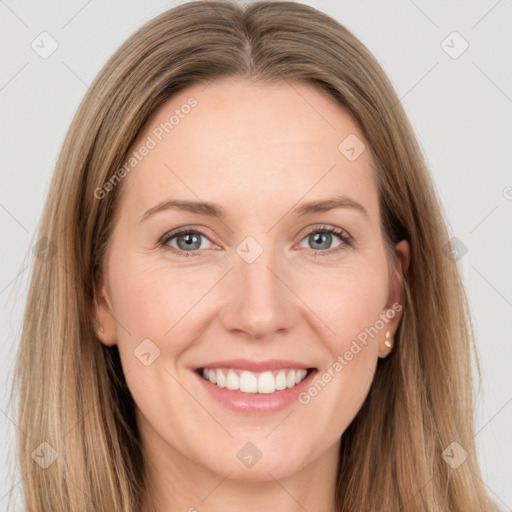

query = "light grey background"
[[1, 1, 511, 510]]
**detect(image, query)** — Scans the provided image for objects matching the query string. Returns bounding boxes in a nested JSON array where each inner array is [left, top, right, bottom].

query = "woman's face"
[[95, 78, 409, 482]]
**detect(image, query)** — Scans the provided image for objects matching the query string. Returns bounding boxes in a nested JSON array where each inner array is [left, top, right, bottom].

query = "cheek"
[[292, 256, 390, 430], [108, 259, 198, 346], [299, 258, 390, 355], [106, 260, 205, 441]]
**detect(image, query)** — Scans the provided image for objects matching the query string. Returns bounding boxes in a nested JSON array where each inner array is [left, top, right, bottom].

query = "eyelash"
[[158, 224, 353, 259]]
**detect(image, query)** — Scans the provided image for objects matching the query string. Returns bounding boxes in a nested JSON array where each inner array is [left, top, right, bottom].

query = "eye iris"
[[310, 232, 331, 250], [177, 232, 201, 250]]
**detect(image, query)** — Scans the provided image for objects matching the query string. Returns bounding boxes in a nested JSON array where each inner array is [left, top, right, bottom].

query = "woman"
[[12, 1, 500, 510]]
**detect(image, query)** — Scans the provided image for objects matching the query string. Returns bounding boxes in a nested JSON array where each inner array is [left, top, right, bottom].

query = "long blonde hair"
[[11, 1, 499, 510]]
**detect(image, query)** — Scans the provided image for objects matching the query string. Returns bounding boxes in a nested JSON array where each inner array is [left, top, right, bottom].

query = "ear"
[[378, 240, 410, 358], [92, 272, 117, 346]]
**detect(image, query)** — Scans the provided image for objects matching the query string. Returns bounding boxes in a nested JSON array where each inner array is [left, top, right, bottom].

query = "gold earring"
[[384, 331, 393, 349]]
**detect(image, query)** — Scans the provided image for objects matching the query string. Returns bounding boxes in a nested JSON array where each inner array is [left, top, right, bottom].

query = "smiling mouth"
[[195, 367, 315, 394]]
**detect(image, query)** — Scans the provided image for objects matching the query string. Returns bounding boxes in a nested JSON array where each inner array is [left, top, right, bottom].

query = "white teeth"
[[275, 370, 287, 391], [257, 371, 275, 394], [239, 371, 258, 393], [200, 368, 309, 394], [226, 370, 239, 390], [203, 368, 218, 384], [286, 370, 296, 388], [216, 369, 226, 388]]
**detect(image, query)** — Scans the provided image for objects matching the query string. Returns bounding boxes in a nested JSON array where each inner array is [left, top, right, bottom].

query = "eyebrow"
[[140, 194, 369, 222]]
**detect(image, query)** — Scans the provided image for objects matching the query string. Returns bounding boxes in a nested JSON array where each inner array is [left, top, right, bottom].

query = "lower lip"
[[193, 369, 317, 414]]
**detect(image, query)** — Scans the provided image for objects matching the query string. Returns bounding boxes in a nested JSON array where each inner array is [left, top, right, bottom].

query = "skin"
[[94, 78, 410, 512]]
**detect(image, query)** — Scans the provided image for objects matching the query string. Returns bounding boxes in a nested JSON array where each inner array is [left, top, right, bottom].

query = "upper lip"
[[194, 359, 314, 372]]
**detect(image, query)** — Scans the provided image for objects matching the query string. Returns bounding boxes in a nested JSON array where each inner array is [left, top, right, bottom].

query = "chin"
[[200, 438, 313, 482]]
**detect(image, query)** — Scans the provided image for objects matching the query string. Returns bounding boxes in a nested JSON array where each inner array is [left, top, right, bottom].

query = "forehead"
[[118, 78, 379, 223]]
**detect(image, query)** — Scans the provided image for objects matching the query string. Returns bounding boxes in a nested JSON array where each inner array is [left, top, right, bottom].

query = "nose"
[[219, 246, 296, 341]]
